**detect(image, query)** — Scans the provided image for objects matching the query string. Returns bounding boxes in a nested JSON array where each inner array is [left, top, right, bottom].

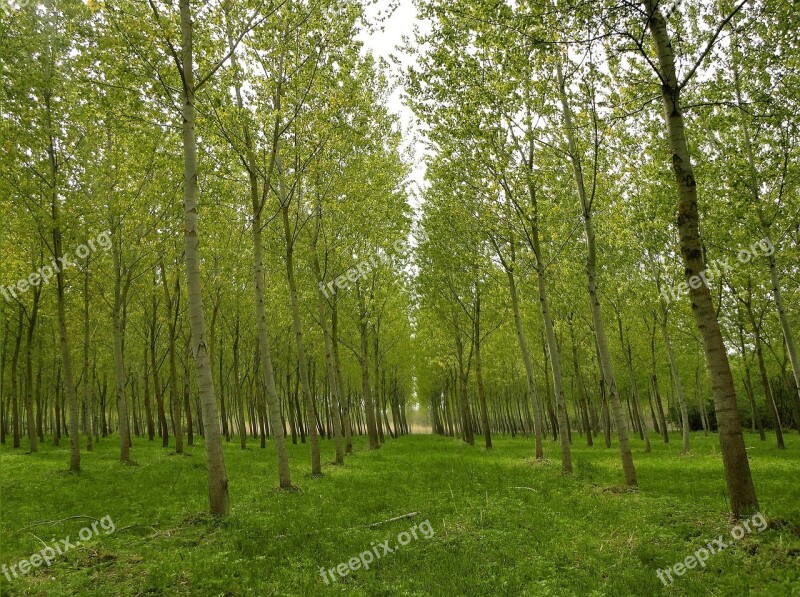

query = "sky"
[[356, 0, 428, 211]]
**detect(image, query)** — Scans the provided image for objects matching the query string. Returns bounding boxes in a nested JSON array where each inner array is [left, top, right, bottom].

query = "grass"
[[1, 430, 799, 596]]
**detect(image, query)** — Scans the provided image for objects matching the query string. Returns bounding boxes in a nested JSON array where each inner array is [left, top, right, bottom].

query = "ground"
[[1, 431, 799, 596]]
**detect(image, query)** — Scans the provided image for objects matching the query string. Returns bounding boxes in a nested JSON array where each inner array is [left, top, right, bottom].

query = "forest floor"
[[1, 431, 799, 596]]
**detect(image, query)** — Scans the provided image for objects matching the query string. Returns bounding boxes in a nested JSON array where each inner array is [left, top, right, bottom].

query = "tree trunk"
[[661, 306, 690, 453], [644, 0, 758, 515], [149, 289, 169, 446], [47, 92, 80, 471], [224, 7, 290, 485], [331, 297, 353, 453], [11, 307, 23, 449], [649, 313, 669, 442], [113, 235, 133, 463], [738, 323, 765, 441], [557, 58, 635, 486], [177, 0, 229, 515], [529, 194, 571, 471], [617, 313, 650, 452], [455, 333, 474, 445], [24, 285, 41, 452], [82, 262, 94, 450], [281, 200, 322, 474], [183, 334, 194, 446], [310, 227, 344, 464], [143, 332, 155, 441], [732, 44, 800, 436], [373, 329, 385, 444], [506, 267, 544, 458], [161, 265, 183, 455], [357, 285, 379, 449], [745, 299, 784, 449], [474, 292, 492, 449]]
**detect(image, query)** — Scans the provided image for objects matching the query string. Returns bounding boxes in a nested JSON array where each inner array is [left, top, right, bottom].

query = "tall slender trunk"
[[744, 297, 784, 449], [694, 360, 709, 437], [506, 267, 544, 458], [455, 333, 474, 445], [617, 312, 650, 452], [224, 7, 290, 485], [649, 313, 669, 442], [732, 40, 800, 434], [569, 316, 593, 447], [24, 285, 41, 452], [161, 265, 183, 455], [232, 317, 247, 450], [46, 93, 80, 472], [143, 331, 155, 441], [178, 0, 228, 515], [11, 308, 23, 448], [113, 233, 133, 462], [557, 59, 635, 486], [644, 0, 758, 515], [281, 200, 321, 474], [474, 291, 492, 449], [373, 330, 385, 444], [738, 322, 765, 441], [661, 306, 689, 453], [529, 189, 570, 471], [0, 317, 8, 445], [310, 226, 344, 464], [331, 298, 352, 453], [149, 289, 169, 446], [83, 261, 94, 450], [183, 334, 194, 446], [357, 285, 379, 449]]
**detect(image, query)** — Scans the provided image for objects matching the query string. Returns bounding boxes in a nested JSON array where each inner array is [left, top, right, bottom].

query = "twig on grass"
[[367, 512, 420, 528], [17, 516, 100, 533]]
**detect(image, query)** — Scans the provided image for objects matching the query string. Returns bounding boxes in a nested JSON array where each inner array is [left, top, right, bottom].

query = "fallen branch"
[[17, 516, 100, 533], [512, 486, 538, 492], [368, 512, 419, 529]]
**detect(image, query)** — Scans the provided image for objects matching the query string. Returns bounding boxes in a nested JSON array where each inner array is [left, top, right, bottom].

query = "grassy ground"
[[1, 430, 799, 596]]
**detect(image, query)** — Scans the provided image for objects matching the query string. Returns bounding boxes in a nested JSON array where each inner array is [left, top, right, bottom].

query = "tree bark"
[[24, 284, 41, 452], [660, 306, 690, 453], [161, 264, 183, 455], [224, 6, 290, 485], [644, 0, 758, 515], [474, 291, 492, 449], [177, 0, 229, 515], [47, 91, 80, 472], [281, 199, 322, 474], [310, 223, 344, 464], [357, 284, 379, 449], [557, 59, 635, 486], [732, 45, 800, 436], [331, 297, 353, 453], [10, 307, 22, 449], [505, 266, 544, 459]]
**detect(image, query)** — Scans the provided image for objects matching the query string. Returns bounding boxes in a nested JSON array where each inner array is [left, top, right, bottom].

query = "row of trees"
[[2, 0, 797, 521], [0, 0, 418, 515], [408, 0, 799, 516]]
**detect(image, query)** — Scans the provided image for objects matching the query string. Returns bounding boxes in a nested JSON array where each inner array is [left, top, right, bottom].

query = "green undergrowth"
[[1, 431, 798, 595]]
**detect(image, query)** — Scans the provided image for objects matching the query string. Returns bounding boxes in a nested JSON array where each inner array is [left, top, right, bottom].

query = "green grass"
[[1, 431, 799, 596]]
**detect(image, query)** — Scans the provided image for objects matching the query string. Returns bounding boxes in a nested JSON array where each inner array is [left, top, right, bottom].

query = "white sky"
[[356, 0, 428, 211]]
